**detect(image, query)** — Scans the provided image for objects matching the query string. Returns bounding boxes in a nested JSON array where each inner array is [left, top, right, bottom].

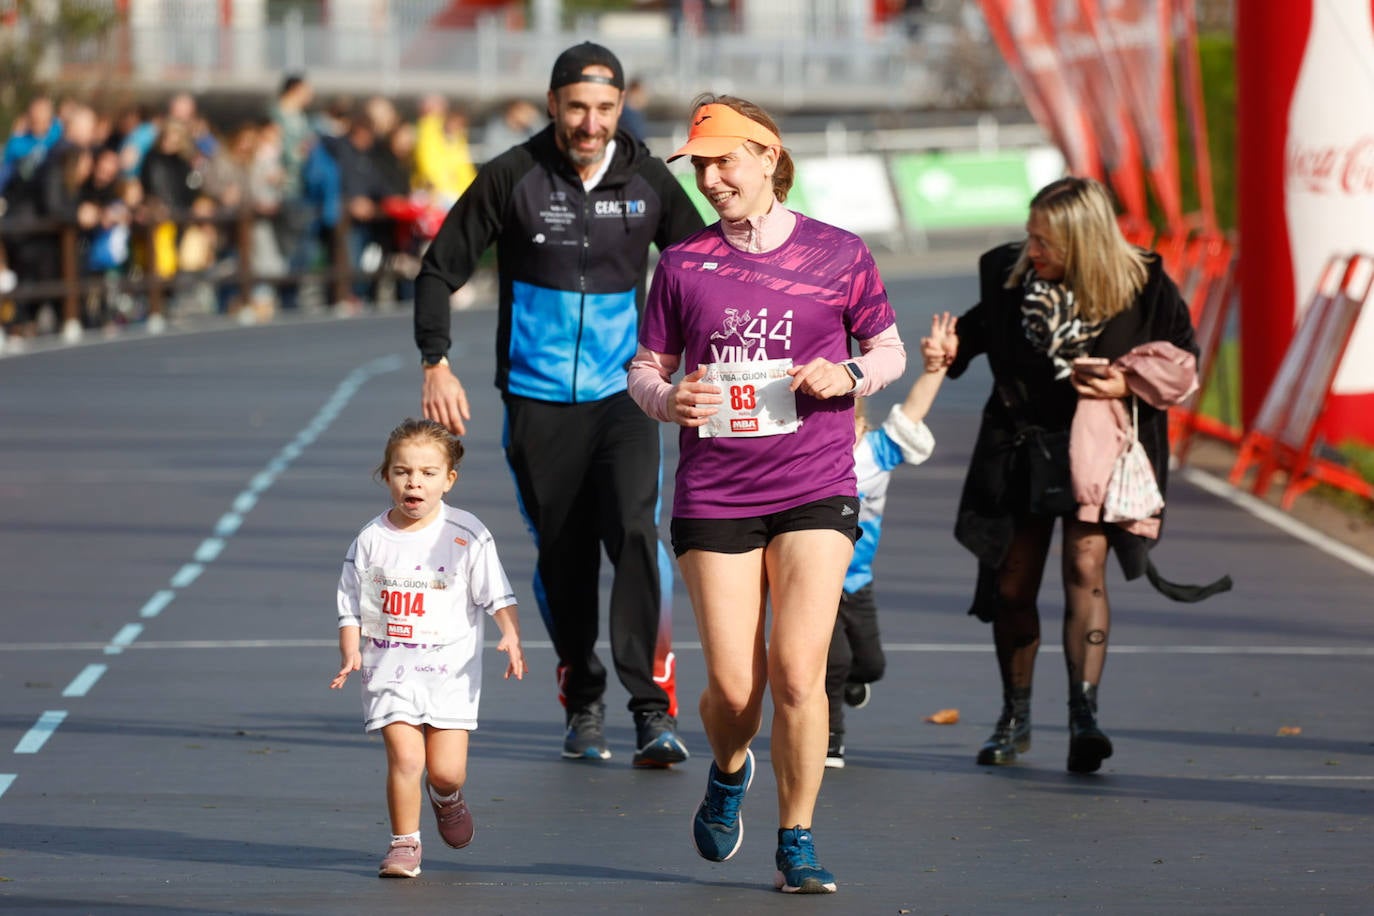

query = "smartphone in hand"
[[1072, 357, 1112, 378]]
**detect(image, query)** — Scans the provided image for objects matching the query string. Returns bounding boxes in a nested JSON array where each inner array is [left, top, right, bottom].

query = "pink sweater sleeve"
[[1116, 341, 1199, 407], [850, 325, 907, 397], [626, 345, 681, 423]]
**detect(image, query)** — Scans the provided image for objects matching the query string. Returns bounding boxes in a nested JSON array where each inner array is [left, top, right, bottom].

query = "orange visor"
[[667, 104, 782, 162]]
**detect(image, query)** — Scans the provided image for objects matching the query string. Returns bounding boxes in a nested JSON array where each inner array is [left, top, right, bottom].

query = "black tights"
[[991, 516, 1111, 696]]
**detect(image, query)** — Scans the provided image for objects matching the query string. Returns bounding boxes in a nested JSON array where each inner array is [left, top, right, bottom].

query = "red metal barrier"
[[1228, 253, 1374, 508], [1172, 231, 1241, 464]]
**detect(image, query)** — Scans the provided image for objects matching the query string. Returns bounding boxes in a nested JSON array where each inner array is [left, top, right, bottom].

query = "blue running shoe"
[[774, 825, 837, 894], [691, 748, 754, 861]]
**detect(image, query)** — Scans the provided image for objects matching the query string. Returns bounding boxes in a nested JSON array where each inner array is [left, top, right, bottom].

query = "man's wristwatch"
[[842, 360, 864, 393], [422, 354, 450, 370]]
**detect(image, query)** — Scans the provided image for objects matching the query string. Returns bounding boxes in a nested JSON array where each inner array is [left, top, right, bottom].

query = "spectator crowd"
[[0, 77, 553, 348]]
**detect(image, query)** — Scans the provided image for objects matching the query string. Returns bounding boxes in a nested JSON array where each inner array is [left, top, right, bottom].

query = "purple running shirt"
[[641, 213, 897, 518]]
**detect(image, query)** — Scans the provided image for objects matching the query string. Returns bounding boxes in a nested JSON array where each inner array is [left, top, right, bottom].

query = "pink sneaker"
[[428, 783, 475, 849], [378, 837, 422, 878]]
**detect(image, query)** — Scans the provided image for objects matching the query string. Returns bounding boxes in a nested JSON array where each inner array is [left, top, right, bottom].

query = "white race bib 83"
[[698, 358, 800, 438]]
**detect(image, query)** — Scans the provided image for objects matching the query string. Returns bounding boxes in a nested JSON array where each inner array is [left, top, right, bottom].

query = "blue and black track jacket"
[[414, 125, 705, 403]]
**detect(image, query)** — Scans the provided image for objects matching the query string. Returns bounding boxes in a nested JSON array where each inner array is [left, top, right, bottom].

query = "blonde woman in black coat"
[[933, 177, 1225, 774]]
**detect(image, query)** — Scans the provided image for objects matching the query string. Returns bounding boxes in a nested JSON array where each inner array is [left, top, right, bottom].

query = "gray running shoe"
[[632, 710, 689, 768], [562, 702, 612, 761]]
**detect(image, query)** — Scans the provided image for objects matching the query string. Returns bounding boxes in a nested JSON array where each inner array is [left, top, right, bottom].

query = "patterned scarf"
[[1020, 270, 1104, 379]]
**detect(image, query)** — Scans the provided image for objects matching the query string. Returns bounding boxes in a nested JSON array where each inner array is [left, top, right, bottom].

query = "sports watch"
[[842, 360, 864, 393], [421, 354, 450, 370]]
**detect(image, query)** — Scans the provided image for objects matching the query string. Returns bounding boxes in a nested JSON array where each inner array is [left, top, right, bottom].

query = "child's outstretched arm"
[[331, 625, 361, 689], [899, 311, 957, 424], [492, 605, 526, 680]]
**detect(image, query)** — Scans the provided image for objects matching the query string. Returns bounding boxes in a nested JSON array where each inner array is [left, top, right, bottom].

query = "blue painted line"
[[15, 711, 67, 754], [194, 537, 225, 563], [170, 563, 203, 588], [104, 623, 143, 655], [0, 358, 411, 813], [213, 512, 242, 537], [139, 589, 175, 619], [63, 663, 108, 697]]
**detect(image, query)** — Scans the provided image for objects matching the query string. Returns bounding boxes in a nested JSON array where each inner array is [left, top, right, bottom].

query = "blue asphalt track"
[[1, 268, 1371, 914]]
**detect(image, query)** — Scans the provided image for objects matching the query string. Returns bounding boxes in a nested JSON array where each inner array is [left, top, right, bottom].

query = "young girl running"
[[332, 418, 525, 878]]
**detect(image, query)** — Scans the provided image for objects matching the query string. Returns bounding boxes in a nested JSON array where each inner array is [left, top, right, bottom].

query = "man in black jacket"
[[414, 42, 705, 766]]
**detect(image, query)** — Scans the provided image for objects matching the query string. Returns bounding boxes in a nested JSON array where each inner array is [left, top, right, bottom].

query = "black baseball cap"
[[549, 41, 625, 92]]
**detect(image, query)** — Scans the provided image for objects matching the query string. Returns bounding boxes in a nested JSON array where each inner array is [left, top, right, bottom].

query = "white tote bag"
[[1103, 397, 1165, 523]]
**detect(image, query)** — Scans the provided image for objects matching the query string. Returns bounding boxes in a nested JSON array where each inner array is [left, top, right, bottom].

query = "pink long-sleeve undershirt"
[[626, 327, 905, 422]]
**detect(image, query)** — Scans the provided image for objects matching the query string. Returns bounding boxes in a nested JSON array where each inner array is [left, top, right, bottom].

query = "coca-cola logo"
[[1287, 137, 1374, 194]]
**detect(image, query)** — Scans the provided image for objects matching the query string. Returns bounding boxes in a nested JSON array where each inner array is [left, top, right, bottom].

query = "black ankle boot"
[[976, 687, 1031, 766], [1066, 682, 1113, 774]]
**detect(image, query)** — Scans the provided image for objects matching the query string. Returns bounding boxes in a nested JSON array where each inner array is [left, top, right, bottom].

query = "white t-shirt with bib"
[[337, 504, 517, 732]]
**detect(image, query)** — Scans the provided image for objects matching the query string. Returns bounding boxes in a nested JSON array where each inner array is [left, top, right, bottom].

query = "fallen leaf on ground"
[[924, 708, 960, 724], [1277, 725, 1302, 736]]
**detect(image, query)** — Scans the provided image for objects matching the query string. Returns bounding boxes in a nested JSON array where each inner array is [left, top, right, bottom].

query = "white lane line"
[[1109, 645, 1374, 656], [103, 623, 143, 655], [881, 643, 1374, 657], [3, 640, 1374, 656], [62, 664, 108, 697], [1181, 467, 1374, 578], [14, 711, 68, 754], [0, 774, 14, 799], [139, 589, 175, 619], [1225, 780, 1374, 785]]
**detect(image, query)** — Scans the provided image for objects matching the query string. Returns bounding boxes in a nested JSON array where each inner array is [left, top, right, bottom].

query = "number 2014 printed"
[[381, 589, 426, 617]]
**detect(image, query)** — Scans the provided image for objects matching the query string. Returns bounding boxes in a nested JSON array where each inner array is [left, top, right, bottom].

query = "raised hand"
[[920, 311, 958, 372]]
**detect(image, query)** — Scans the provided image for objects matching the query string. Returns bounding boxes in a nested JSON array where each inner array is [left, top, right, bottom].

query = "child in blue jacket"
[[826, 312, 954, 768]]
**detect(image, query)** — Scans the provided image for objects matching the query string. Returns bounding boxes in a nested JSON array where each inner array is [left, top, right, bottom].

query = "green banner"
[[890, 150, 1062, 229]]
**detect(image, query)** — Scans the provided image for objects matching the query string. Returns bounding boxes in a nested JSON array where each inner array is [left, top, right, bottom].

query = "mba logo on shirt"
[[594, 199, 647, 217]]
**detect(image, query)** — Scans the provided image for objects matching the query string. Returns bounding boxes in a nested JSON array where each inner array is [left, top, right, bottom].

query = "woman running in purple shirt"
[[628, 94, 907, 894]]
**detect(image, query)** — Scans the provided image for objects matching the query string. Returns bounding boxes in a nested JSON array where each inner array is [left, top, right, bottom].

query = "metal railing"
[[0, 209, 406, 332], [52, 17, 1015, 112]]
